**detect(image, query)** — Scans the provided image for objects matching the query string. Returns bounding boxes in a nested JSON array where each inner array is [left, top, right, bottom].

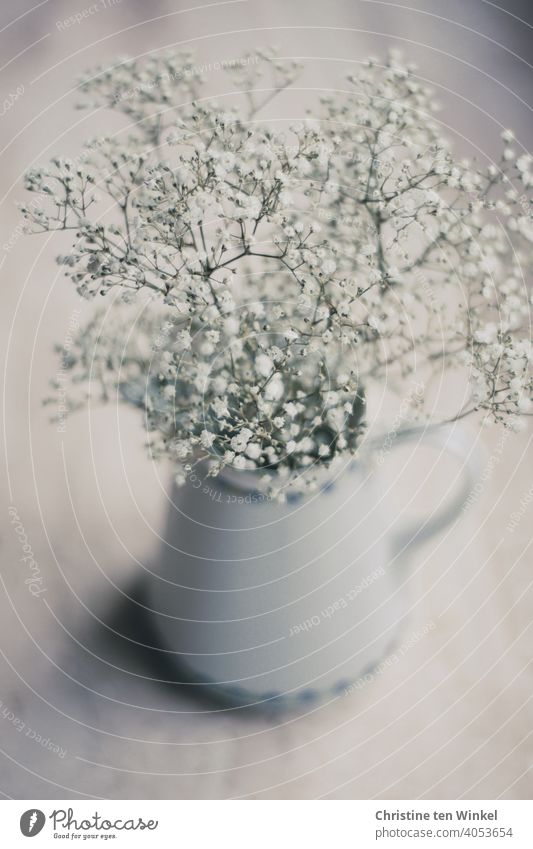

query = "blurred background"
[[0, 0, 532, 799]]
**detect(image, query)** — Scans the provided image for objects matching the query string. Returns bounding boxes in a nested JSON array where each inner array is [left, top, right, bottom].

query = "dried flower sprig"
[[24, 50, 532, 498]]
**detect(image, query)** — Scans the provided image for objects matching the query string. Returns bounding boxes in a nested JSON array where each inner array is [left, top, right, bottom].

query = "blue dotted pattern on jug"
[[173, 632, 401, 711], [238, 458, 362, 509]]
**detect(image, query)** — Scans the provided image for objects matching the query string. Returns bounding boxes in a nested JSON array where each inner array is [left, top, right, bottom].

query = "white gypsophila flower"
[[230, 427, 253, 453], [245, 442, 262, 460], [200, 430, 216, 449], [26, 48, 531, 499], [255, 353, 274, 378]]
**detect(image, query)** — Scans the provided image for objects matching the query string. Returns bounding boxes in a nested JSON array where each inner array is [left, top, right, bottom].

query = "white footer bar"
[[1, 799, 532, 848]]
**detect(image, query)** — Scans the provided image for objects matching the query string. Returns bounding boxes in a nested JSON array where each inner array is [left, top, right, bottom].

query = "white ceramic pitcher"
[[146, 425, 479, 708]]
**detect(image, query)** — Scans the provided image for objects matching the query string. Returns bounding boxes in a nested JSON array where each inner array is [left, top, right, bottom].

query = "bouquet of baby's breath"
[[23, 50, 532, 498]]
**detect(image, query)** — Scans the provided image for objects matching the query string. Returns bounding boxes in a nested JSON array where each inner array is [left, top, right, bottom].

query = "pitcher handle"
[[387, 424, 484, 553]]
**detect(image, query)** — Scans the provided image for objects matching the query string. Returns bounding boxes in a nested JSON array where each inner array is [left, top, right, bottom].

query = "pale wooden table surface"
[[1, 0, 532, 799]]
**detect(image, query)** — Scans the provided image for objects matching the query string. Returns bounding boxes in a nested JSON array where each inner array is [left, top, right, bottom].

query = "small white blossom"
[[200, 430, 215, 449], [230, 427, 254, 453], [245, 442, 262, 459], [255, 353, 274, 377]]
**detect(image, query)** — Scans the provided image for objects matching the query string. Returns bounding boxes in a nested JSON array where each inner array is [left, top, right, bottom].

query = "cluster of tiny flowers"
[[23, 50, 532, 498]]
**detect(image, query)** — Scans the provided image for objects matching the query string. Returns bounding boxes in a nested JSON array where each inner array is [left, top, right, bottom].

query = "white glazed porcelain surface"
[[148, 462, 406, 704], [147, 426, 480, 706]]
